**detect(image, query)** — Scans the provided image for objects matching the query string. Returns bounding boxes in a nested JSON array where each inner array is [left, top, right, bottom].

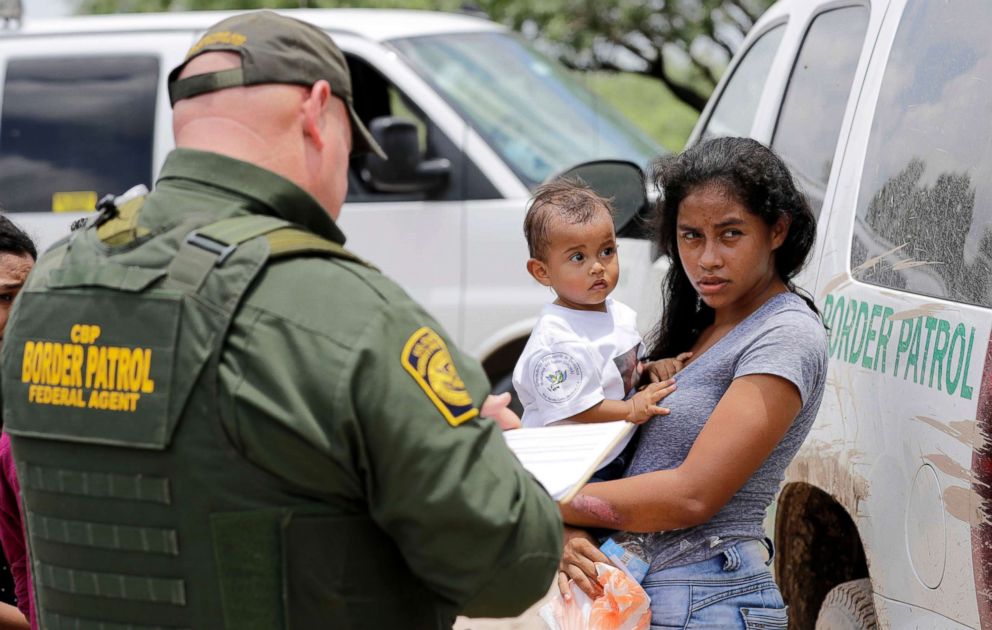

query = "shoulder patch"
[[401, 327, 478, 427], [533, 352, 583, 403]]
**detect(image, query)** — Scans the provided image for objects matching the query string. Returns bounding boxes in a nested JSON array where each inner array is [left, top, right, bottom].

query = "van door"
[[0, 32, 195, 252], [810, 0, 992, 626]]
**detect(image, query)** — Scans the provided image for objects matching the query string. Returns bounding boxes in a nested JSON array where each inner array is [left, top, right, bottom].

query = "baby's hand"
[[481, 393, 521, 430], [626, 379, 677, 424], [644, 352, 693, 383]]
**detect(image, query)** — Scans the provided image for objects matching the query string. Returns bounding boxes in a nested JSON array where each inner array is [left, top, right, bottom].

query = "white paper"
[[503, 421, 634, 502]]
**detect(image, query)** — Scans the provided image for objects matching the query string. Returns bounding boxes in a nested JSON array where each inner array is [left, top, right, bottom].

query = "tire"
[[814, 578, 878, 629], [490, 372, 524, 417]]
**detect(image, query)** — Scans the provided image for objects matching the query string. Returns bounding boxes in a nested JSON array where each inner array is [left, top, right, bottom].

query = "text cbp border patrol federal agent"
[[0, 11, 561, 629]]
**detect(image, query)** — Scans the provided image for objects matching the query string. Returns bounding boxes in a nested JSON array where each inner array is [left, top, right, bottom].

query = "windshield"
[[390, 31, 662, 188]]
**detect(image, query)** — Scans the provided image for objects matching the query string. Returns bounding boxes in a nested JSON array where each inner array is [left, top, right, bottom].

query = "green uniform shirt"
[[142, 149, 562, 616]]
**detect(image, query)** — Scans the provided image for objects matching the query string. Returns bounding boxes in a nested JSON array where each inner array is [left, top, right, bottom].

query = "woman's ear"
[[770, 215, 791, 250], [527, 258, 552, 286]]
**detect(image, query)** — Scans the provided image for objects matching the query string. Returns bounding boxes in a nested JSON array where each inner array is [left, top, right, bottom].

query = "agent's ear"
[[301, 80, 333, 151], [527, 258, 552, 287], [770, 215, 791, 251]]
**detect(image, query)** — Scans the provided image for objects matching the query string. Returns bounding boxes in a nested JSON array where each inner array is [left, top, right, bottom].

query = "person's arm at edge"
[[560, 373, 801, 531], [0, 437, 28, 630]]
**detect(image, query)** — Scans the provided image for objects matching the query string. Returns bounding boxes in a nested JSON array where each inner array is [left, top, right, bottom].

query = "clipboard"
[[503, 421, 635, 503]]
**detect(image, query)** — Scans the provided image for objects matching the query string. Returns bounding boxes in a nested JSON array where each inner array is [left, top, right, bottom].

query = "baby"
[[512, 178, 684, 479]]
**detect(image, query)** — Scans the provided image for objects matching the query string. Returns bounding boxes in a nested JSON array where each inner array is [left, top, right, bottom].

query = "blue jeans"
[[642, 539, 787, 629]]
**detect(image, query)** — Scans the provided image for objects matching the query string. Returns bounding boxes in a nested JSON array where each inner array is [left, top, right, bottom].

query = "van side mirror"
[[361, 116, 451, 194], [552, 160, 648, 236]]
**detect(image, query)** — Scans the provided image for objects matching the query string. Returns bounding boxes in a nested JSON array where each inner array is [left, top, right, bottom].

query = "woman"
[[558, 137, 828, 628]]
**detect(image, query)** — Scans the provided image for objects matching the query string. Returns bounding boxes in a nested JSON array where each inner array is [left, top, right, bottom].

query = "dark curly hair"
[[648, 137, 817, 359], [0, 214, 36, 261]]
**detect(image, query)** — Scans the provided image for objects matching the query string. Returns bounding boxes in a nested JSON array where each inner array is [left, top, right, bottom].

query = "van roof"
[[5, 8, 504, 42]]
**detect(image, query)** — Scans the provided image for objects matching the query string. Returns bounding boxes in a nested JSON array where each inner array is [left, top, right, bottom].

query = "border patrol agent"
[[0, 11, 562, 629]]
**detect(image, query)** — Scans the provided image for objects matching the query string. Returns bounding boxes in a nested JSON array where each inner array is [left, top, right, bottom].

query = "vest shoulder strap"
[[264, 227, 375, 270], [166, 216, 373, 293]]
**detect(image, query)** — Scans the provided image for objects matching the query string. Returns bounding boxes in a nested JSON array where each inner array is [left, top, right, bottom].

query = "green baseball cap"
[[168, 10, 385, 158]]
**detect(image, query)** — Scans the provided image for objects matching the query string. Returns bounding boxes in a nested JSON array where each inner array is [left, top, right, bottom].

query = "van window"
[[701, 24, 785, 142], [345, 54, 498, 202], [771, 6, 868, 217], [850, 0, 992, 307], [391, 32, 661, 188], [0, 56, 158, 214]]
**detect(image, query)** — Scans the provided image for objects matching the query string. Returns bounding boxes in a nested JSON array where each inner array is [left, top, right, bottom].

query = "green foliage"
[[76, 0, 773, 111], [79, 0, 463, 12], [576, 70, 698, 152], [74, 0, 737, 139], [478, 0, 774, 111]]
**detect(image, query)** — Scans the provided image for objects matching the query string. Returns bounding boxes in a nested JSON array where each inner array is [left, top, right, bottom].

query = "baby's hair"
[[524, 178, 614, 260]]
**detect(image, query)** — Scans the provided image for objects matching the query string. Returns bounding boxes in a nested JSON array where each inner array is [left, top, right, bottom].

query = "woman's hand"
[[643, 352, 693, 382], [557, 526, 609, 600]]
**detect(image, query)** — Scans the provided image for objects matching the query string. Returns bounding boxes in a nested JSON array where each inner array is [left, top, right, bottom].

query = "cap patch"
[[187, 31, 247, 58], [401, 327, 477, 427], [533, 352, 583, 403]]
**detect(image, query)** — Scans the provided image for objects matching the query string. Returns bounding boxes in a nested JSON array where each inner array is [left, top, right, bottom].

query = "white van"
[[0, 8, 664, 395], [694, 0, 992, 627]]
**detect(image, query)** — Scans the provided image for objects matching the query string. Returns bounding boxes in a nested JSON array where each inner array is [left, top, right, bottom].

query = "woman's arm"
[[560, 373, 802, 531]]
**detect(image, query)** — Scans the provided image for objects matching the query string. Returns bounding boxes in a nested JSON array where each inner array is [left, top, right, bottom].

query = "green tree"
[[481, 0, 772, 111], [79, 0, 463, 13], [78, 0, 770, 112]]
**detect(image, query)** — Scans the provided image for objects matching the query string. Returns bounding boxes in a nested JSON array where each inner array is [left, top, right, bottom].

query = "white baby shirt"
[[513, 298, 645, 428]]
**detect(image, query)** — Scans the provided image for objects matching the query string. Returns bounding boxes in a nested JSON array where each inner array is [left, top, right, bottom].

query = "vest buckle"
[[185, 232, 237, 265]]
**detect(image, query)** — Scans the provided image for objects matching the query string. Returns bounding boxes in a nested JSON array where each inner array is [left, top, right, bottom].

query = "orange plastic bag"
[[539, 562, 651, 630]]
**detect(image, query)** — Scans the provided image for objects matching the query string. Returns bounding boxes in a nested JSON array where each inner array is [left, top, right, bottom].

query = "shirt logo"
[[533, 352, 582, 403], [401, 327, 477, 427]]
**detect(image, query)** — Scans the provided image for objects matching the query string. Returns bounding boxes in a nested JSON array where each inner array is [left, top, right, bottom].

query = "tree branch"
[[646, 53, 709, 111], [726, 0, 760, 25], [687, 49, 720, 87], [699, 14, 736, 59], [602, 32, 656, 69], [720, 5, 753, 34]]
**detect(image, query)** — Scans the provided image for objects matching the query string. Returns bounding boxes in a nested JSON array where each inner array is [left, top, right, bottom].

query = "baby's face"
[[542, 208, 619, 312]]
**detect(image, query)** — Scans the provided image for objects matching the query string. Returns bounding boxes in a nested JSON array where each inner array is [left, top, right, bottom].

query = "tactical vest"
[[1, 204, 451, 629]]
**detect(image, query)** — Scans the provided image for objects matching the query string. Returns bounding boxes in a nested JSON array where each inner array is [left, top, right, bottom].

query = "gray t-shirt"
[[624, 292, 827, 572]]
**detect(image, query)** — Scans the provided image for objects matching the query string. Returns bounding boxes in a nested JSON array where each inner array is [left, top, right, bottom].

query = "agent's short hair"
[[524, 178, 614, 260], [0, 214, 36, 261]]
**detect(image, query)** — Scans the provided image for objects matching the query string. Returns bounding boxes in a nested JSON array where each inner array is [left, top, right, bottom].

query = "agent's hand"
[[644, 352, 692, 383], [480, 392, 521, 430], [625, 379, 676, 424], [558, 526, 609, 600]]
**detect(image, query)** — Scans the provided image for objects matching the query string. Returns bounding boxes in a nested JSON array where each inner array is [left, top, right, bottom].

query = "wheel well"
[[775, 482, 870, 629], [481, 337, 528, 384]]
